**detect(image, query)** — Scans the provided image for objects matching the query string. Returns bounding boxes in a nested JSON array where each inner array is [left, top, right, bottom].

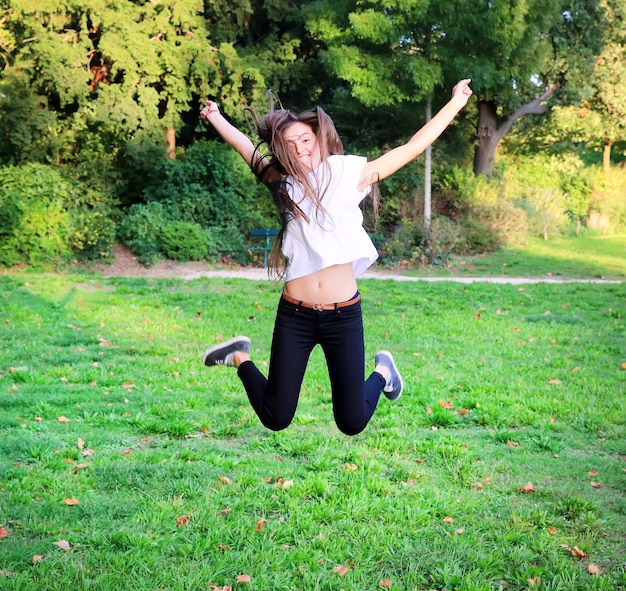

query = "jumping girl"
[[200, 79, 473, 435]]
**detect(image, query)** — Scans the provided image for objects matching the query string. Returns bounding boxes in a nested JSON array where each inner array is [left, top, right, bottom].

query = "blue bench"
[[249, 228, 279, 267]]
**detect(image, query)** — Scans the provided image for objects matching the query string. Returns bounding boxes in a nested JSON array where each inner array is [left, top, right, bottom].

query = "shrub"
[[116, 202, 169, 266], [0, 163, 73, 266], [69, 209, 117, 261], [159, 221, 208, 261]]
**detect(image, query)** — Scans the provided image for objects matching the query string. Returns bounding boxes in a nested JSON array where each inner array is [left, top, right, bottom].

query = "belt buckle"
[[312, 303, 324, 312]]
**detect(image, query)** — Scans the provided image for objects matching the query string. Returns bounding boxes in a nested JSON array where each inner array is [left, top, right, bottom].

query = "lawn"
[[0, 239, 625, 590], [407, 234, 626, 280]]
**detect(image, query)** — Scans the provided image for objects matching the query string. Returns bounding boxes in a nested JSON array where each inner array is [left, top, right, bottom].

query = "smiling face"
[[283, 122, 320, 171]]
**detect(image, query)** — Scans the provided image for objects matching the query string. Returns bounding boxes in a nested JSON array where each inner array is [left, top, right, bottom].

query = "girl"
[[201, 79, 473, 435]]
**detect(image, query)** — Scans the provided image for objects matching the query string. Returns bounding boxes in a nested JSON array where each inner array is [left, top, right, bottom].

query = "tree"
[[303, 0, 608, 176]]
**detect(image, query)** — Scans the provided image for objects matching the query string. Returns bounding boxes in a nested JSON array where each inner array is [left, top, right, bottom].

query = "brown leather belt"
[[281, 291, 360, 311]]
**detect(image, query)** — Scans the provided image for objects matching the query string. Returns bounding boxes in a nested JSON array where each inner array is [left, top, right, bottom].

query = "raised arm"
[[358, 79, 473, 191], [200, 101, 258, 167]]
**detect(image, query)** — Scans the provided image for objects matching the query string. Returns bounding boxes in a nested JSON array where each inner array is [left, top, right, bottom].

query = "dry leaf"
[[438, 399, 454, 409], [518, 482, 536, 493], [255, 519, 267, 532], [218, 475, 233, 485], [63, 498, 80, 506], [587, 469, 598, 477], [73, 463, 90, 473], [0, 525, 9, 538], [333, 564, 349, 577], [548, 527, 557, 535], [590, 481, 601, 488], [507, 440, 520, 447], [176, 515, 190, 528], [77, 438, 84, 450], [52, 540, 71, 551], [57, 416, 71, 423], [528, 577, 540, 587], [0, 570, 13, 577], [32, 555, 44, 563], [588, 563, 602, 575], [443, 516, 455, 524], [570, 546, 587, 559], [236, 575, 251, 583], [548, 379, 562, 385], [344, 463, 358, 471], [379, 579, 392, 588]]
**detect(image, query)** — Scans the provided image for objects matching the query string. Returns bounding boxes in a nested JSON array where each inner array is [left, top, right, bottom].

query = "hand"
[[452, 79, 473, 106], [200, 100, 220, 120]]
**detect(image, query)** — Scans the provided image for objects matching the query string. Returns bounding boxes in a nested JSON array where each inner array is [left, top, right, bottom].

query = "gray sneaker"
[[203, 336, 251, 367], [375, 350, 403, 401]]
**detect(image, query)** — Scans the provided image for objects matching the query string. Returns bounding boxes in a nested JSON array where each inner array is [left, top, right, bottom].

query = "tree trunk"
[[423, 97, 432, 235], [473, 101, 501, 176], [603, 139, 613, 173], [166, 126, 176, 160], [473, 87, 556, 176]]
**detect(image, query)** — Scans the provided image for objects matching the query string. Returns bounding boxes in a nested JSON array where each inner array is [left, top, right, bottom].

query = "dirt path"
[[93, 244, 622, 285]]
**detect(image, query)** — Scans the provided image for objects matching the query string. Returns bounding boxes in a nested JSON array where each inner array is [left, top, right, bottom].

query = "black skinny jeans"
[[237, 294, 385, 435]]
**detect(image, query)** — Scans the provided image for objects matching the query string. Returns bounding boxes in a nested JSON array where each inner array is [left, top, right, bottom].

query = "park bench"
[[249, 228, 279, 267]]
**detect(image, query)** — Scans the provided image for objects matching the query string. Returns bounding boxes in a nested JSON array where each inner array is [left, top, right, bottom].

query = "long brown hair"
[[245, 92, 369, 275]]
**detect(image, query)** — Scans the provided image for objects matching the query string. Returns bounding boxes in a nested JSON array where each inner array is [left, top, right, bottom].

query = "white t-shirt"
[[281, 154, 379, 281]]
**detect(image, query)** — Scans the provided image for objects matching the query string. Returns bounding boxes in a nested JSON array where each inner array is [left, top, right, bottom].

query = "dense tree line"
[[0, 0, 624, 267]]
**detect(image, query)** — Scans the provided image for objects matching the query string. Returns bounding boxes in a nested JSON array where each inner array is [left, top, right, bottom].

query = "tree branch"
[[497, 86, 557, 140]]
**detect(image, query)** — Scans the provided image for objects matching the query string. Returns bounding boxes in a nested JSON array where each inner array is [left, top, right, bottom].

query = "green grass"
[[0, 241, 625, 590], [406, 234, 626, 280]]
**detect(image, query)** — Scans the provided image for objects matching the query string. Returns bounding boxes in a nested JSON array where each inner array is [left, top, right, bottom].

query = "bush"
[[69, 209, 117, 261], [0, 164, 73, 266], [159, 221, 208, 261], [116, 202, 169, 266]]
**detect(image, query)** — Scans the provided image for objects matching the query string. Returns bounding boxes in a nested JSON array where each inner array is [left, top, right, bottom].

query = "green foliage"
[[0, 162, 118, 266], [116, 202, 169, 266], [159, 221, 208, 262], [0, 163, 73, 266], [68, 209, 117, 262]]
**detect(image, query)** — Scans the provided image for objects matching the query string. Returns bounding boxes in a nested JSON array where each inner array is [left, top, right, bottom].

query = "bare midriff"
[[283, 262, 358, 305]]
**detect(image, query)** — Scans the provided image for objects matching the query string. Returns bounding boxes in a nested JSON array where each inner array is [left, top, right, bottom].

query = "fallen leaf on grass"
[[443, 516, 455, 524], [77, 438, 85, 450], [63, 498, 80, 506], [548, 527, 558, 535], [528, 577, 540, 587], [548, 379, 562, 385], [587, 469, 598, 477], [333, 564, 349, 577], [438, 399, 454, 409], [570, 546, 587, 558], [518, 482, 536, 493], [57, 416, 71, 423], [209, 585, 231, 591], [32, 555, 44, 563], [176, 515, 190, 528], [344, 463, 358, 471], [588, 563, 602, 575], [590, 481, 601, 488], [0, 525, 9, 538], [73, 463, 90, 473], [379, 579, 392, 588], [0, 570, 13, 577], [255, 519, 267, 532], [218, 475, 233, 485], [236, 575, 251, 583], [52, 540, 71, 551]]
